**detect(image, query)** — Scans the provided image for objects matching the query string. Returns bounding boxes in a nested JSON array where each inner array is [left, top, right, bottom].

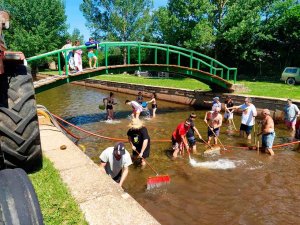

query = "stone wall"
[[72, 79, 300, 120]]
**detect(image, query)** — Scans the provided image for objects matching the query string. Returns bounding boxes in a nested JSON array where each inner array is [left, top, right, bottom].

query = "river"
[[37, 83, 300, 225]]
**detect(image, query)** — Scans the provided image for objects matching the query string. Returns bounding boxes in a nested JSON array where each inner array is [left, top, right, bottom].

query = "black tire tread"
[[0, 65, 42, 172]]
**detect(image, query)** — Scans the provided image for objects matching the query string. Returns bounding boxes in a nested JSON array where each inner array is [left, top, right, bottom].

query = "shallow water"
[[37, 84, 300, 225]]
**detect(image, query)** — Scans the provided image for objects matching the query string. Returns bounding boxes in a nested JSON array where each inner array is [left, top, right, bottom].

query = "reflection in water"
[[37, 83, 300, 225]]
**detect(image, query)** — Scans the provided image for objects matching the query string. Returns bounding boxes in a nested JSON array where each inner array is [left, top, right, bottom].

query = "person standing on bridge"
[[61, 39, 73, 73], [99, 142, 132, 188], [125, 100, 143, 119], [85, 37, 98, 69], [74, 40, 83, 72]]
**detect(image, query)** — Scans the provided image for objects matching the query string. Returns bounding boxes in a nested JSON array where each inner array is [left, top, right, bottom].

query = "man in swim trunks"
[[228, 97, 257, 140], [171, 119, 191, 158], [125, 100, 143, 119], [85, 37, 98, 69], [257, 109, 275, 156], [204, 107, 223, 145]]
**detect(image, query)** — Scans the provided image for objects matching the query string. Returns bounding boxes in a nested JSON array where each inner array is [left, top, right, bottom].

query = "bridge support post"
[[154, 48, 157, 64], [177, 54, 180, 66], [57, 53, 62, 75]]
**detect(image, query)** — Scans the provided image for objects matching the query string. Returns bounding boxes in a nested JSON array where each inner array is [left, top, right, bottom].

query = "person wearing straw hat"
[[99, 142, 133, 187], [127, 118, 150, 166], [204, 107, 223, 145], [257, 109, 275, 156]]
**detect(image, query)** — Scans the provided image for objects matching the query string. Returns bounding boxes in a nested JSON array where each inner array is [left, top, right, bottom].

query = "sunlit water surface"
[[37, 84, 300, 225]]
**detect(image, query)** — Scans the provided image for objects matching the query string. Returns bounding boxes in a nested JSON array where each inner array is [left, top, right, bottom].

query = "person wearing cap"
[[99, 142, 133, 187], [282, 99, 300, 133], [125, 100, 143, 119], [212, 97, 222, 111], [257, 109, 275, 156], [186, 113, 203, 154], [228, 97, 257, 140], [171, 119, 191, 158], [85, 37, 99, 69], [127, 118, 150, 166], [204, 107, 223, 145]]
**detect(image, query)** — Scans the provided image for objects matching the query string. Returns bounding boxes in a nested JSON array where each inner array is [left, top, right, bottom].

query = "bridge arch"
[[27, 42, 237, 93]]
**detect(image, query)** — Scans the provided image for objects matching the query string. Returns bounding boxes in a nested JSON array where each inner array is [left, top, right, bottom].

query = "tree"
[[0, 0, 68, 58], [80, 0, 153, 64], [69, 28, 84, 44]]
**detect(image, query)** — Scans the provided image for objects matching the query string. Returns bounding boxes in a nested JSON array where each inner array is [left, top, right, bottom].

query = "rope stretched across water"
[[51, 113, 300, 149]]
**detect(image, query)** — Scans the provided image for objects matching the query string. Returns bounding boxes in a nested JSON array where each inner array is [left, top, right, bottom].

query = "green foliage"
[[29, 157, 88, 225], [80, 0, 153, 42], [0, 0, 68, 58]]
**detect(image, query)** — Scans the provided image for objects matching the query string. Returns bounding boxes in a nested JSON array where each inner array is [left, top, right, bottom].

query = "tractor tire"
[[0, 168, 44, 225], [0, 64, 42, 172]]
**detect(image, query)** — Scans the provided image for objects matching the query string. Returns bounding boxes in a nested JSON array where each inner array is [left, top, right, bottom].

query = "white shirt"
[[239, 103, 257, 126], [130, 101, 143, 112], [99, 147, 132, 178]]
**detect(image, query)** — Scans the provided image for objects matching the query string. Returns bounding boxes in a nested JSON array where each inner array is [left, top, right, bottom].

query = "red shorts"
[[285, 120, 296, 127]]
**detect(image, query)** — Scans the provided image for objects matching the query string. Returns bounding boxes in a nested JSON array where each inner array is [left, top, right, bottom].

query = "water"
[[37, 84, 300, 225]]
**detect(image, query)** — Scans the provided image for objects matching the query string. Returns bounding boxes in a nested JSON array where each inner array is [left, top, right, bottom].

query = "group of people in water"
[[99, 94, 300, 187]]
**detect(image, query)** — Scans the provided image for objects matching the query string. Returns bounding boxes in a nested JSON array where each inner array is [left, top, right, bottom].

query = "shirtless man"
[[204, 107, 223, 145], [257, 109, 275, 156]]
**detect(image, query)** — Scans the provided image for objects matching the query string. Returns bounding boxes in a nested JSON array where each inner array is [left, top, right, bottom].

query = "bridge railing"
[[27, 41, 237, 83]]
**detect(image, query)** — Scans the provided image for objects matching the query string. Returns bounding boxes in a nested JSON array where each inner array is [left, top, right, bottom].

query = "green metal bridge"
[[27, 42, 237, 93]]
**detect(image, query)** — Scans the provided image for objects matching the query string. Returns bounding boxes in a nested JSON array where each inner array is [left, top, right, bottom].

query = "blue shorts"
[[240, 124, 253, 135], [187, 136, 196, 146], [208, 127, 220, 137], [262, 132, 275, 149]]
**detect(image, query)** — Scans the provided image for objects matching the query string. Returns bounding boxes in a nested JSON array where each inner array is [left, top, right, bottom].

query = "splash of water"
[[189, 158, 237, 169], [102, 119, 121, 124]]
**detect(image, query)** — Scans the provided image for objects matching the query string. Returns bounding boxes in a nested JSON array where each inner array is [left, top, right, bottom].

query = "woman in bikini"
[[147, 93, 157, 117], [103, 92, 116, 120]]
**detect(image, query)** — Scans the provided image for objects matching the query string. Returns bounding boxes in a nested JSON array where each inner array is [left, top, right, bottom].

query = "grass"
[[29, 157, 88, 225], [236, 80, 300, 99], [92, 74, 300, 100], [93, 74, 211, 91]]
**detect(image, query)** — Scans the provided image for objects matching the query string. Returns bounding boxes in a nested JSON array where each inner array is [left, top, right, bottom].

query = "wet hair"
[[287, 99, 292, 102], [152, 93, 157, 98], [125, 100, 130, 104], [138, 92, 142, 95], [110, 92, 114, 97], [190, 113, 197, 118]]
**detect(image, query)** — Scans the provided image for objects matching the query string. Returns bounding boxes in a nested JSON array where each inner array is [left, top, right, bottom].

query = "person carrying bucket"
[[99, 142, 132, 188], [127, 118, 151, 166], [204, 107, 223, 145], [103, 92, 117, 120], [257, 109, 275, 156], [125, 100, 143, 119], [171, 119, 191, 158]]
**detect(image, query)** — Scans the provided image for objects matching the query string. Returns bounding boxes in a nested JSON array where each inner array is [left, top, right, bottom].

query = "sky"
[[65, 0, 168, 41]]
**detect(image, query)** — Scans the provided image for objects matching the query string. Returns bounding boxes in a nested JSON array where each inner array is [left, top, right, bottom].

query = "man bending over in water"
[[257, 109, 275, 156]]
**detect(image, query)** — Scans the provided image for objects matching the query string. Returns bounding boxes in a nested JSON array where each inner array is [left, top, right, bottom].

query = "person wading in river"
[[257, 109, 275, 156], [204, 107, 223, 145], [127, 118, 151, 166], [171, 119, 191, 158], [99, 142, 132, 187]]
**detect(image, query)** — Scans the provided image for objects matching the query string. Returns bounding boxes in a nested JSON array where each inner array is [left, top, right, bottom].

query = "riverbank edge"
[[39, 124, 160, 225], [72, 79, 300, 120]]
